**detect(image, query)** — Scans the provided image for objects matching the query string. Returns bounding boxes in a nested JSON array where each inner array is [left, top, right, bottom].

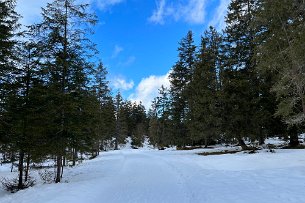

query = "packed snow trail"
[[88, 151, 190, 203], [1, 147, 305, 203]]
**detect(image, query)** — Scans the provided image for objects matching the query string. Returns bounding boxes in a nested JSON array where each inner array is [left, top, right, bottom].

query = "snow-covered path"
[[98, 151, 190, 203], [1, 148, 305, 203]]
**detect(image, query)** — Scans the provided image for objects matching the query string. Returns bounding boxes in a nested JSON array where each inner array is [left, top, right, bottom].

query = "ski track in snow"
[[1, 148, 305, 203]]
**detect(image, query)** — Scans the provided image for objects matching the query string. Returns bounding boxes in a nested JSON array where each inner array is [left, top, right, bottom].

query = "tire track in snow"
[[99, 150, 191, 203], [149, 152, 204, 202], [138, 151, 192, 203]]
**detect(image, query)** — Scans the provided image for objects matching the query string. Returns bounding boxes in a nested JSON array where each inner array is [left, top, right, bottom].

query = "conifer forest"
[[1, 0, 305, 202]]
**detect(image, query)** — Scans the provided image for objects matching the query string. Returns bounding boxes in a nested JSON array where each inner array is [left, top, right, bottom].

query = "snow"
[[1, 146, 305, 203], [265, 137, 288, 146]]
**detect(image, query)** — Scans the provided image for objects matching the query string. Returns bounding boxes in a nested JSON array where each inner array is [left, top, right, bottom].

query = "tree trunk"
[[97, 142, 100, 155], [3, 152, 6, 164], [288, 126, 299, 147], [204, 135, 208, 148], [62, 156, 66, 167], [238, 139, 248, 150], [301, 95, 305, 116], [289, 133, 299, 147], [55, 156, 62, 183], [72, 148, 77, 166], [114, 138, 118, 150], [18, 151, 25, 189], [61, 157, 64, 178], [259, 127, 265, 145], [25, 154, 30, 182], [259, 136, 265, 145]]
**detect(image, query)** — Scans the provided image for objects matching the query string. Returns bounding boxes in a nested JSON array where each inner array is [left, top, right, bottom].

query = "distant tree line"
[[148, 0, 305, 149], [0, 0, 147, 191]]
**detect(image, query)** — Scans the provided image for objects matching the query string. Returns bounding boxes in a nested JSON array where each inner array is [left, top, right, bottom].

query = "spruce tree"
[[0, 0, 19, 83], [131, 102, 147, 147], [12, 41, 44, 189], [91, 62, 115, 152], [254, 0, 305, 146], [114, 92, 128, 150], [148, 99, 159, 147], [156, 86, 172, 146], [188, 27, 222, 147], [149, 86, 172, 148], [0, 0, 20, 143], [31, 0, 97, 182], [223, 0, 261, 149], [169, 31, 196, 146]]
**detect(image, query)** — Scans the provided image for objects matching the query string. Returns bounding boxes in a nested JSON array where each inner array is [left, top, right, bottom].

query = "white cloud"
[[184, 0, 205, 24], [149, 0, 206, 25], [208, 0, 230, 30], [112, 45, 124, 59], [15, 0, 124, 26], [129, 72, 170, 110], [148, 0, 167, 25], [16, 0, 51, 26], [111, 77, 134, 91]]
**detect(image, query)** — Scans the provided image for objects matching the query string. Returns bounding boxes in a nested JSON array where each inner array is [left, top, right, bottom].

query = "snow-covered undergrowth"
[[1, 139, 305, 203]]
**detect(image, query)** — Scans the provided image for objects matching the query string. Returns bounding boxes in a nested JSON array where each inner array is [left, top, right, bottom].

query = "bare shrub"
[[38, 169, 55, 184], [0, 176, 35, 193]]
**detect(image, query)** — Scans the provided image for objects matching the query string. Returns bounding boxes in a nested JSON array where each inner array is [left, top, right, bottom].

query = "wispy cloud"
[[16, 0, 124, 26], [112, 45, 124, 59], [148, 0, 167, 25], [184, 0, 206, 24], [94, 0, 125, 11], [111, 77, 134, 91], [208, 0, 230, 30], [129, 72, 170, 109], [119, 56, 136, 67], [16, 0, 51, 26], [149, 0, 206, 25]]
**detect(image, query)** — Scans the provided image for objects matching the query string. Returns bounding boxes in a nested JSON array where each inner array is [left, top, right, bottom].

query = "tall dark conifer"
[[93, 62, 115, 151], [0, 0, 20, 143], [31, 0, 97, 183], [223, 0, 260, 149], [188, 27, 222, 147], [114, 92, 128, 150], [254, 0, 305, 146], [169, 31, 196, 146], [0, 0, 19, 83]]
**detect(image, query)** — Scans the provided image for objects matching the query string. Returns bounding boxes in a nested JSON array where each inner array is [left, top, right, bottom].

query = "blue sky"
[[16, 0, 230, 109]]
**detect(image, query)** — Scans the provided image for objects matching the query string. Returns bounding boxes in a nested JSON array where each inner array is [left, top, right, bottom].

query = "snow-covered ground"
[[1, 145, 305, 203]]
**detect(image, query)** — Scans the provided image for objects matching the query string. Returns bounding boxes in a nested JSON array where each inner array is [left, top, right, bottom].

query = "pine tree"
[[169, 31, 196, 146], [0, 0, 19, 83], [0, 0, 36, 190], [157, 86, 171, 146], [31, 0, 97, 183], [0, 0, 20, 143], [114, 92, 128, 150], [148, 86, 172, 148], [188, 27, 222, 147], [223, 0, 261, 149], [12, 41, 44, 189], [92, 62, 115, 153], [130, 102, 147, 147], [254, 0, 305, 146], [148, 99, 159, 147]]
